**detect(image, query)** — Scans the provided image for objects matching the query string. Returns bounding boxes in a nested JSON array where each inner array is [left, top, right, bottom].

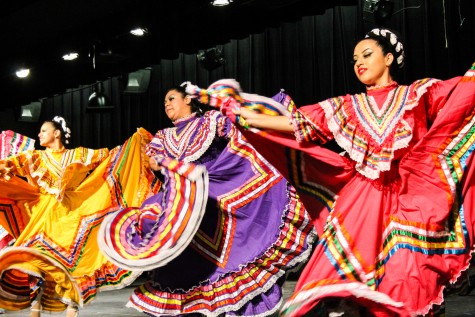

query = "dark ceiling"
[[0, 0, 356, 109]]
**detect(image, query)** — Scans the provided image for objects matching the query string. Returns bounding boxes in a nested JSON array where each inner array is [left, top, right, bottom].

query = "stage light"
[[374, 0, 394, 24], [211, 0, 232, 7], [17, 101, 42, 122], [15, 68, 30, 78], [197, 48, 225, 71], [362, 0, 394, 25], [87, 82, 112, 111], [123, 68, 152, 94], [62, 52, 79, 61], [130, 28, 149, 36]]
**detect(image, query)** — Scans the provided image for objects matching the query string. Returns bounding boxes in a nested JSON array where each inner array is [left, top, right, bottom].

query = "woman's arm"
[[233, 107, 294, 132], [424, 77, 461, 124]]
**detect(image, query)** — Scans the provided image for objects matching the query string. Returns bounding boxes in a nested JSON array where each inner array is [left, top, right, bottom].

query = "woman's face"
[[163, 89, 192, 122], [38, 122, 60, 147], [353, 39, 393, 86]]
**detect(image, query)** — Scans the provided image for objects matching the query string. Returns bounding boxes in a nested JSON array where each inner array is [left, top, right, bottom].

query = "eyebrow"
[[353, 48, 372, 58]]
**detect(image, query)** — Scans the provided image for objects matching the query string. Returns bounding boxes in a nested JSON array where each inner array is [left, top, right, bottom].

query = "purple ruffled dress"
[[99, 110, 316, 316]]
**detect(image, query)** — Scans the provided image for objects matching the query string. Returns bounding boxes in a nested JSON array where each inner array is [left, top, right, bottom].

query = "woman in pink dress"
[[186, 28, 475, 316]]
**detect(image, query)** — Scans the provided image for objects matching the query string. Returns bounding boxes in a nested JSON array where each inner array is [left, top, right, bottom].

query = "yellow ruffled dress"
[[0, 128, 158, 312]]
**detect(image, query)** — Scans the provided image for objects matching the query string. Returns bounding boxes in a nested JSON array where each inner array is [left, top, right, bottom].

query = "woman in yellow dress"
[[0, 116, 158, 317]]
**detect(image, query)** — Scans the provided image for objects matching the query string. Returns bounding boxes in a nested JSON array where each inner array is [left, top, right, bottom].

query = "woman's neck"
[[46, 142, 65, 152], [367, 81, 396, 91], [366, 73, 394, 90]]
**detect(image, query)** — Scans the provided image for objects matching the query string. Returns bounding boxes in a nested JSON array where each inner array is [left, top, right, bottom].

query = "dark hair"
[[44, 116, 71, 146], [165, 85, 209, 116], [360, 28, 405, 77]]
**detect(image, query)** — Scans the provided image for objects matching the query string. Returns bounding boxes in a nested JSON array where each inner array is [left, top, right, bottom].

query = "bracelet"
[[237, 117, 250, 129]]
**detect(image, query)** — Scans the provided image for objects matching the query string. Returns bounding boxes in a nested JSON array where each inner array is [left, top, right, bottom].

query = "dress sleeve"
[[83, 147, 109, 166], [290, 102, 335, 144], [145, 132, 165, 157], [216, 112, 237, 139], [425, 76, 462, 124]]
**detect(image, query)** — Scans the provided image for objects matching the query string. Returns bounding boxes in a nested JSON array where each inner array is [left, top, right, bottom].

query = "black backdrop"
[[1, 0, 474, 149]]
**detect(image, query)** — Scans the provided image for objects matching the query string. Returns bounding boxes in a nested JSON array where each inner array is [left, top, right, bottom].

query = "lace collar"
[[366, 81, 398, 93], [173, 112, 197, 126]]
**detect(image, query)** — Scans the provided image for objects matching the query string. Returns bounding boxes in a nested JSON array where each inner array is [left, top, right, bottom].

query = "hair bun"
[[52, 116, 71, 144], [365, 28, 405, 68]]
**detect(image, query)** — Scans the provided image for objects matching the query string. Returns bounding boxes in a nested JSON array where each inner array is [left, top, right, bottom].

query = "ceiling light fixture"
[[197, 48, 225, 70], [123, 68, 152, 94], [15, 68, 30, 78], [130, 28, 149, 36], [211, 0, 232, 7], [62, 52, 79, 61], [17, 101, 42, 122], [373, 0, 394, 25], [362, 0, 394, 25]]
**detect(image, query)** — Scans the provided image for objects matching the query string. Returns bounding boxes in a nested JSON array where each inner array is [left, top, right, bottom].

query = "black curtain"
[[13, 1, 474, 149]]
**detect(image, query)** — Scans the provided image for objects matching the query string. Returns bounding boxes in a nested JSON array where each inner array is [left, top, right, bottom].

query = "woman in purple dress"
[[99, 84, 317, 316]]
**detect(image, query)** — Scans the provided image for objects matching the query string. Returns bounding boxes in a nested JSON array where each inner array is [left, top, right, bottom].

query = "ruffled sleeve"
[[73, 147, 109, 167], [2, 147, 109, 198], [291, 100, 342, 144], [145, 132, 165, 158], [1, 150, 37, 179], [289, 79, 444, 179], [216, 111, 237, 139]]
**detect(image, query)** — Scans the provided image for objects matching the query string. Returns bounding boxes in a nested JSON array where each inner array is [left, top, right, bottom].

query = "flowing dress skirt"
[[0, 128, 158, 312], [99, 132, 317, 316]]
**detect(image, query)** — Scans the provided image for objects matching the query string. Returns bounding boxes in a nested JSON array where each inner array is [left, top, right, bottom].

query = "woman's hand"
[[149, 157, 162, 171], [232, 107, 294, 132], [0, 162, 12, 180], [233, 107, 259, 124]]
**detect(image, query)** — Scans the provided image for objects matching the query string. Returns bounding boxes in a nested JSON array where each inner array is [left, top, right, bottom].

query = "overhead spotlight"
[[197, 48, 225, 71], [374, 0, 394, 24], [15, 68, 30, 78], [362, 0, 377, 22], [62, 52, 79, 61], [211, 0, 232, 6], [130, 28, 149, 36], [363, 0, 394, 25], [87, 82, 113, 112]]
